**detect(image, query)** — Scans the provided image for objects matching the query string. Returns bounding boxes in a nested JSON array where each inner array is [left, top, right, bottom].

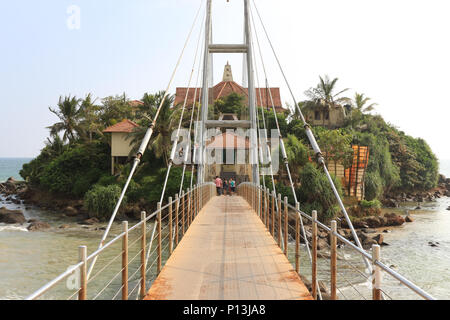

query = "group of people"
[[214, 176, 236, 196]]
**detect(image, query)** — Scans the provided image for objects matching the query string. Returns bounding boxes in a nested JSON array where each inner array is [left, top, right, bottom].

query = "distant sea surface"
[[0, 158, 32, 182]]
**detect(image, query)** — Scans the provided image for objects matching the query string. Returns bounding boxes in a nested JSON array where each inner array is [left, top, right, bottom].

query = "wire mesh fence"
[[238, 182, 435, 300], [26, 183, 215, 300]]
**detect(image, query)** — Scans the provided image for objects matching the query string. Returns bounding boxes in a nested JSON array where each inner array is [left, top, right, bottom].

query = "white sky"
[[0, 0, 449, 162]]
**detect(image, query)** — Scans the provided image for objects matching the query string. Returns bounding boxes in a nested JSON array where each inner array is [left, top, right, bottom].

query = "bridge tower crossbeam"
[[197, 0, 259, 185]]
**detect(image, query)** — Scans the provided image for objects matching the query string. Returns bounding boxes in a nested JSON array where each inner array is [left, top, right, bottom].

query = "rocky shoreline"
[[382, 174, 450, 208], [2, 175, 450, 245], [0, 177, 145, 231]]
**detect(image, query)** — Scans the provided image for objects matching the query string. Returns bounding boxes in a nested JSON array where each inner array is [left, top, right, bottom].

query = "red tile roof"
[[103, 119, 139, 133], [174, 80, 284, 112], [206, 131, 250, 149], [129, 100, 144, 107]]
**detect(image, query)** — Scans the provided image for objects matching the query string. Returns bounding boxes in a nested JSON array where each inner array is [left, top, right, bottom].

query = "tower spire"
[[222, 61, 233, 82]]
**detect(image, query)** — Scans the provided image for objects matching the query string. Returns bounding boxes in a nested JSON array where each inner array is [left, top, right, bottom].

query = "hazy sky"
[[1, 0, 449, 162]]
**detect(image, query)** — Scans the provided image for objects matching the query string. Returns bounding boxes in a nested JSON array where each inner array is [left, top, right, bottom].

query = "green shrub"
[[360, 199, 381, 209], [297, 163, 343, 222], [85, 184, 125, 220], [364, 171, 383, 201], [38, 142, 109, 196]]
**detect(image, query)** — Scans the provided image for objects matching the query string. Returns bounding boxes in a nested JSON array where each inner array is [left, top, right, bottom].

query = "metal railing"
[[26, 183, 215, 300], [237, 182, 435, 300]]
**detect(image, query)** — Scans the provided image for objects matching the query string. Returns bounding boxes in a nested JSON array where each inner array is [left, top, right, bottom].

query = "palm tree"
[[305, 75, 350, 105], [128, 91, 177, 166], [353, 92, 377, 113], [42, 134, 66, 158], [47, 96, 83, 143], [79, 93, 102, 142], [304, 75, 350, 126]]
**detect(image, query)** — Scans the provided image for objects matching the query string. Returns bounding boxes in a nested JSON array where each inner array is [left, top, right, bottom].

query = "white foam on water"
[[0, 224, 28, 232]]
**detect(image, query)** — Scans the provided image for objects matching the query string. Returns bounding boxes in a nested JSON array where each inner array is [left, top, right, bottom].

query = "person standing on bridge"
[[222, 179, 228, 196], [215, 176, 222, 196], [230, 178, 236, 195]]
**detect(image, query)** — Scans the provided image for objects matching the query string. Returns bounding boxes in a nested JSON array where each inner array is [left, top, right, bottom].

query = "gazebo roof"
[[103, 119, 139, 133]]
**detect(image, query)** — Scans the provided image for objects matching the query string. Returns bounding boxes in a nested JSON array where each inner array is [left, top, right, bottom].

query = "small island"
[[1, 72, 448, 248]]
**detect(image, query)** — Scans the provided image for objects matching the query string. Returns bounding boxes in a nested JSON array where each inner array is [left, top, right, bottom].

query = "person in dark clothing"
[[222, 179, 228, 196]]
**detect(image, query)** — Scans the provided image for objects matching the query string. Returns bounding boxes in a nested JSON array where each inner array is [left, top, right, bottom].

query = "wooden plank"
[[145, 196, 312, 300]]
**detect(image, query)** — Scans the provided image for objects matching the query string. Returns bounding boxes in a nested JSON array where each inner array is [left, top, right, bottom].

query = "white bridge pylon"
[[198, 0, 259, 185]]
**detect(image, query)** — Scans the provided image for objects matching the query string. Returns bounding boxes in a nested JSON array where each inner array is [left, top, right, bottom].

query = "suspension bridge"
[[26, 0, 434, 301]]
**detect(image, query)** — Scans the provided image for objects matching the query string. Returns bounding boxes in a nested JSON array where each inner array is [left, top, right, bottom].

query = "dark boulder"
[[362, 238, 378, 249], [0, 207, 26, 224], [384, 213, 405, 226], [27, 220, 51, 231], [428, 241, 439, 247], [363, 216, 382, 228], [372, 234, 384, 245], [79, 217, 99, 225], [64, 206, 79, 217], [383, 199, 398, 208]]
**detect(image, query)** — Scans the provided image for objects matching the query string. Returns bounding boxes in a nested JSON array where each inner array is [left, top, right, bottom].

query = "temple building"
[[174, 62, 285, 112]]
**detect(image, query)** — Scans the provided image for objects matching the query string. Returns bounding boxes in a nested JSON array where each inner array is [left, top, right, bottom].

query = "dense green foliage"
[[296, 163, 343, 222], [360, 199, 381, 209], [213, 93, 247, 118], [85, 185, 125, 219], [21, 74, 439, 221]]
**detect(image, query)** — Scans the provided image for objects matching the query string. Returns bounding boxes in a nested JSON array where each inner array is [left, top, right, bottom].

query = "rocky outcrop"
[[383, 213, 405, 226], [0, 177, 27, 197], [27, 220, 51, 231], [79, 217, 99, 225], [341, 212, 405, 230], [383, 174, 450, 205], [64, 206, 79, 217], [0, 207, 26, 224]]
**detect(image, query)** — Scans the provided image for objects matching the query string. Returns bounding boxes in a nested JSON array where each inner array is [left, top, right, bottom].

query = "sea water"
[[1, 158, 450, 299], [0, 158, 32, 182]]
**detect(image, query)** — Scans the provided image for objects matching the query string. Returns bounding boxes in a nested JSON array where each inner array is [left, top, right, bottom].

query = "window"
[[324, 110, 330, 120], [314, 111, 321, 120]]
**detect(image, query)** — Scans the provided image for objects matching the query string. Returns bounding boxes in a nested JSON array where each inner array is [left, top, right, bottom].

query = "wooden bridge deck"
[[145, 195, 312, 300]]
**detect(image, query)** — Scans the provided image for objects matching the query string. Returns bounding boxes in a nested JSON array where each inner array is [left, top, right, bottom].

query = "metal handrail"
[[238, 182, 436, 300], [26, 182, 215, 300]]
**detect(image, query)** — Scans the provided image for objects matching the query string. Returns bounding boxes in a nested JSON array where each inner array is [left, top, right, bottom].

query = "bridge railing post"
[[259, 188, 262, 218], [168, 198, 173, 255], [140, 211, 147, 299], [197, 185, 200, 215], [277, 193, 282, 248], [175, 194, 179, 246], [265, 188, 269, 228], [122, 221, 129, 300], [295, 202, 300, 274], [271, 191, 275, 236], [330, 220, 337, 300], [372, 244, 382, 300], [78, 245, 87, 300], [157, 203, 162, 275], [187, 188, 191, 228], [192, 187, 195, 221], [284, 196, 288, 256], [181, 191, 185, 236], [311, 210, 318, 300]]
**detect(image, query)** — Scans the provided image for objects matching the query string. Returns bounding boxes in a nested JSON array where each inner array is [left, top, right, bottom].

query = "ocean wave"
[[0, 225, 28, 232]]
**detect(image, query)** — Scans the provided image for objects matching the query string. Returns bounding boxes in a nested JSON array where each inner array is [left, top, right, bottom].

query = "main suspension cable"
[[87, 0, 205, 280], [250, 0, 370, 272]]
